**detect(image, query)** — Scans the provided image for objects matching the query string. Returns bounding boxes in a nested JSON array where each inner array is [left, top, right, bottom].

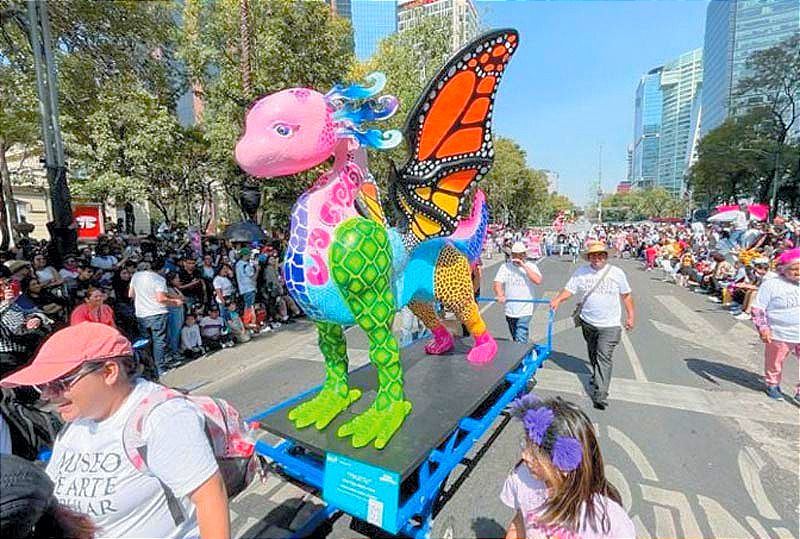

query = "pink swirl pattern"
[[307, 252, 329, 285]]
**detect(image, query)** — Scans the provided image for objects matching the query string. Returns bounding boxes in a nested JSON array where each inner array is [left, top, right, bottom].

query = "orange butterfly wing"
[[390, 29, 519, 244]]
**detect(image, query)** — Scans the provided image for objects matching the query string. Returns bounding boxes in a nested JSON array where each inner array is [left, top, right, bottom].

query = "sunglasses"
[[35, 361, 106, 398]]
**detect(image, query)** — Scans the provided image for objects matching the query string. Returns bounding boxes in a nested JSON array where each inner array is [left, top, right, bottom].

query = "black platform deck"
[[259, 337, 534, 480]]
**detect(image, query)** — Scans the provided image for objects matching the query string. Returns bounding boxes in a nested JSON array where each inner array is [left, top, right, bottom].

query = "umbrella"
[[223, 221, 267, 243], [710, 204, 769, 222]]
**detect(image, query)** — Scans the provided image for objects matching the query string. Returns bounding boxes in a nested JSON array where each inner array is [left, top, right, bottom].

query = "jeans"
[[505, 315, 532, 343], [580, 320, 622, 404], [138, 313, 168, 374], [167, 306, 184, 355], [242, 290, 256, 308]]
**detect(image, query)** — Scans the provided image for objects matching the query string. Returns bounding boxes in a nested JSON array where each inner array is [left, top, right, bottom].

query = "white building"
[[542, 170, 559, 194], [397, 0, 480, 53]]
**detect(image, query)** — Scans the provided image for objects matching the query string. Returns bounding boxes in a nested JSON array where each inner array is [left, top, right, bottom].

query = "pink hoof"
[[467, 331, 498, 364], [425, 324, 454, 355]]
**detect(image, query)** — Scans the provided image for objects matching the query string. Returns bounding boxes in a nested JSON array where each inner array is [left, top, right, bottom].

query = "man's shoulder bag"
[[571, 265, 612, 328]]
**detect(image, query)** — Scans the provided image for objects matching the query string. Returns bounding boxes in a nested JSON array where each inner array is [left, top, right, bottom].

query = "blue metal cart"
[[247, 299, 554, 539]]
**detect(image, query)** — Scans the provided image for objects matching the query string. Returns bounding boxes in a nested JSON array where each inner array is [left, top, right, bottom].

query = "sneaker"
[[734, 312, 751, 321], [707, 296, 722, 303], [259, 325, 272, 334], [766, 385, 782, 400], [592, 400, 607, 410]]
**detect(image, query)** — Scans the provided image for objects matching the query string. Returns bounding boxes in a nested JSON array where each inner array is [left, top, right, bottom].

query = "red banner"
[[73, 204, 103, 240]]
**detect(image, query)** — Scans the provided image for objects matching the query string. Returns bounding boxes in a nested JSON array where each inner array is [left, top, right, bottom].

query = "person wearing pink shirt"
[[70, 286, 115, 327]]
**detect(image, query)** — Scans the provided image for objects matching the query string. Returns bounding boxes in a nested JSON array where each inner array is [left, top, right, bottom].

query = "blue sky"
[[476, 0, 709, 205]]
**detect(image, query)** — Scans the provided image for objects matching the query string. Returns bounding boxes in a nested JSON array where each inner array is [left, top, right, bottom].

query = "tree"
[[480, 137, 549, 227], [542, 193, 576, 222], [0, 58, 38, 248], [178, 0, 354, 225], [601, 188, 685, 221], [688, 116, 771, 205], [0, 0, 181, 240], [735, 33, 800, 215]]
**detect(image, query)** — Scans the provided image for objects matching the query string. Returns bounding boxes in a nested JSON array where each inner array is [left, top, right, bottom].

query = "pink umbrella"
[[711, 204, 769, 222]]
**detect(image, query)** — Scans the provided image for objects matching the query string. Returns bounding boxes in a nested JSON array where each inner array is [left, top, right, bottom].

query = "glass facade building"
[[631, 67, 663, 190], [701, 0, 800, 136], [658, 48, 703, 197], [398, 0, 479, 53], [351, 0, 397, 60], [330, 0, 396, 60]]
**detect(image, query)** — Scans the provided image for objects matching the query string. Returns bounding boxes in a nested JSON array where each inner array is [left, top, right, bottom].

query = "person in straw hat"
[[549, 241, 635, 410]]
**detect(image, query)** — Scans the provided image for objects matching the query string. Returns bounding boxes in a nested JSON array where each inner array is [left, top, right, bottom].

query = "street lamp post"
[[27, 0, 76, 257]]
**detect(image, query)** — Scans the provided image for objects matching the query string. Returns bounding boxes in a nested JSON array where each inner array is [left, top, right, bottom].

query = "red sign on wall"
[[73, 204, 103, 240]]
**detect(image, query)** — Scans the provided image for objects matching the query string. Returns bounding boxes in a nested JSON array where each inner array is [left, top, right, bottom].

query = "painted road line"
[[745, 516, 771, 539], [651, 505, 676, 538], [697, 495, 751, 538], [652, 294, 760, 361], [620, 329, 647, 382], [533, 368, 799, 425], [605, 464, 632, 513], [607, 425, 658, 481], [631, 515, 651, 539], [738, 447, 781, 519], [641, 485, 702, 537]]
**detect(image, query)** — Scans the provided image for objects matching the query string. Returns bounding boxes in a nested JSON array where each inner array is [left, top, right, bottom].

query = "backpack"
[[0, 387, 62, 461], [121, 386, 264, 521]]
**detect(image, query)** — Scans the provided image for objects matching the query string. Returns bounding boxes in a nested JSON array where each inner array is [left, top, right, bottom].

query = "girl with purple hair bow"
[[500, 394, 635, 539]]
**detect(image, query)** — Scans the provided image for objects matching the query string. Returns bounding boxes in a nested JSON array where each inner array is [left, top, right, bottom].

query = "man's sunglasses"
[[35, 361, 107, 398]]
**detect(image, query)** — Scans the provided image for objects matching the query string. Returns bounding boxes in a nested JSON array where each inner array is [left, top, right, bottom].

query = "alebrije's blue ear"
[[325, 72, 387, 103], [336, 127, 402, 150], [333, 95, 399, 125]]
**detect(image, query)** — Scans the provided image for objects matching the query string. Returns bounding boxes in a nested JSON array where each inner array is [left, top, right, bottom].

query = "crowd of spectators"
[[1, 225, 304, 379]]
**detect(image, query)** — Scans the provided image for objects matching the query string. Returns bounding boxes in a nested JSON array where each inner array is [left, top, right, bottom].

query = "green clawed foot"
[[288, 388, 362, 430], [337, 400, 413, 449]]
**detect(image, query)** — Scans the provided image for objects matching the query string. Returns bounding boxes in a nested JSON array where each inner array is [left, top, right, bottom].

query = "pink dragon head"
[[235, 73, 401, 179], [235, 88, 336, 178]]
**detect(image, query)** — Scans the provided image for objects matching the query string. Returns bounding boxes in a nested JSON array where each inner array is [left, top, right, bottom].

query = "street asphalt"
[[163, 253, 799, 539]]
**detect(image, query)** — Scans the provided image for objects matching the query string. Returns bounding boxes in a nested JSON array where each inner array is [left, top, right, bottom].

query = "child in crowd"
[[502, 394, 635, 539], [226, 299, 251, 343], [180, 313, 205, 359], [199, 306, 234, 350], [644, 243, 658, 272]]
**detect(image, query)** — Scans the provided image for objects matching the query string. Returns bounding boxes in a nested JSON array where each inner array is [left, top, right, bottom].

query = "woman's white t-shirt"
[[752, 276, 800, 343], [46, 379, 218, 539], [501, 464, 635, 539], [212, 275, 235, 298]]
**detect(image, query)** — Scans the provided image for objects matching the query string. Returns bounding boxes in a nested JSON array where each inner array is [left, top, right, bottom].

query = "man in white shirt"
[[493, 242, 543, 343], [731, 203, 749, 247], [129, 260, 183, 376], [550, 241, 635, 410], [235, 248, 259, 309]]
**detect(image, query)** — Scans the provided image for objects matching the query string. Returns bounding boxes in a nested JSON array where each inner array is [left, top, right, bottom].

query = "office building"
[[398, 0, 479, 53], [701, 0, 800, 136], [631, 67, 663, 190], [543, 170, 559, 194], [350, 0, 398, 60], [658, 48, 703, 197]]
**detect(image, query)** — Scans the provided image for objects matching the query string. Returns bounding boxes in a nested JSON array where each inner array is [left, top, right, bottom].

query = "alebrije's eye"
[[274, 123, 293, 137]]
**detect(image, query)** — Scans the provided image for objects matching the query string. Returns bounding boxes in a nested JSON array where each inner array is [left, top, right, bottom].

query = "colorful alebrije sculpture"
[[235, 29, 519, 449]]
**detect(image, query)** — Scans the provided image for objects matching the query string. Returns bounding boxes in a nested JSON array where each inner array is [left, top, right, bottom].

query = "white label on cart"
[[367, 498, 384, 526]]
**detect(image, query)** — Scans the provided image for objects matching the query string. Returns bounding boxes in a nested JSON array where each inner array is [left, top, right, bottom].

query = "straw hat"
[[582, 241, 612, 259], [511, 241, 527, 254]]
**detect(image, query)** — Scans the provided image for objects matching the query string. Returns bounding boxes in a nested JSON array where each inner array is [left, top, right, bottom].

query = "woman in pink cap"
[[751, 248, 800, 402], [0, 323, 229, 539]]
